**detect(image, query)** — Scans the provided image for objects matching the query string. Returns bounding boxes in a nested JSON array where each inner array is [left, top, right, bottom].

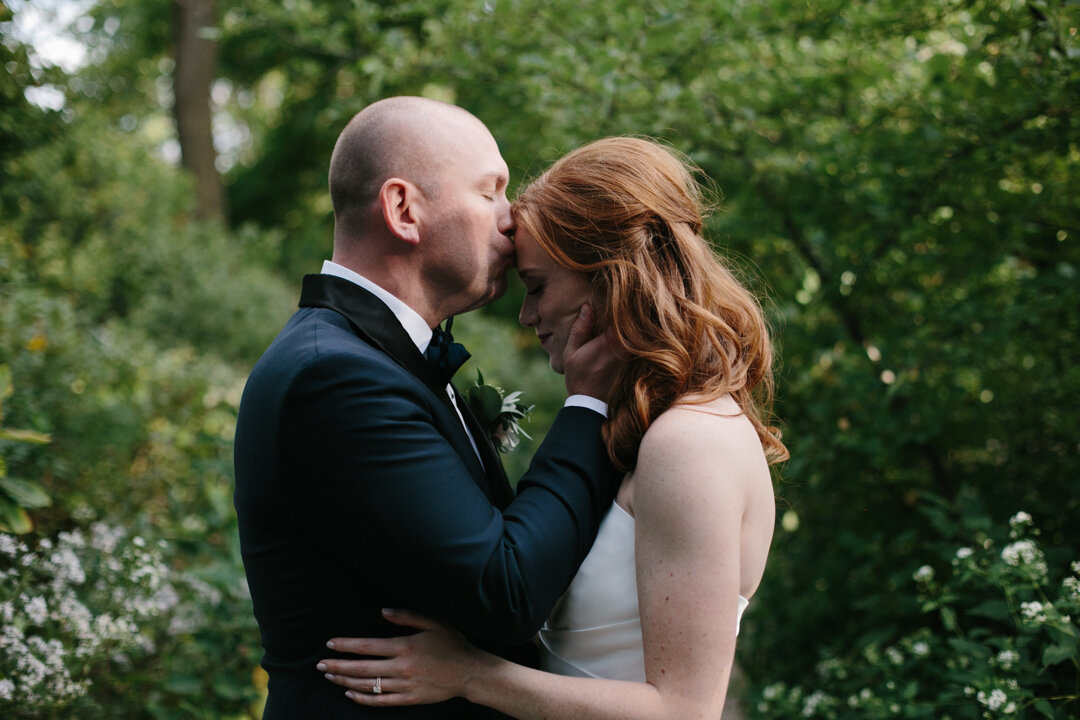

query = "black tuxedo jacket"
[[233, 274, 621, 718]]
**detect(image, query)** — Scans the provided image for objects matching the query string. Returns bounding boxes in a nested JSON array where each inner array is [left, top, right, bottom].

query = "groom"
[[233, 97, 622, 718]]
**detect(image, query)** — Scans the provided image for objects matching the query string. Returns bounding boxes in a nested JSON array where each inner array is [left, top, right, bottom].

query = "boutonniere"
[[463, 370, 534, 453]]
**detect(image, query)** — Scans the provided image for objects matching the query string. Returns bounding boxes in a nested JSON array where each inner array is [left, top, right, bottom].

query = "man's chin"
[[457, 277, 508, 315]]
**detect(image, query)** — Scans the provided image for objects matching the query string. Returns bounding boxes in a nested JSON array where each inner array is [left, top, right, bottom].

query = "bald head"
[[328, 97, 488, 239]]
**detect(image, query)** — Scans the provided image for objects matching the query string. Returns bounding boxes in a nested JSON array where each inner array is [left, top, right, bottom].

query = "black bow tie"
[[425, 317, 471, 385]]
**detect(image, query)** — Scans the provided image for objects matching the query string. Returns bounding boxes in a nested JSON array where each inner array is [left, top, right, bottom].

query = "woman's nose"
[[519, 297, 537, 327]]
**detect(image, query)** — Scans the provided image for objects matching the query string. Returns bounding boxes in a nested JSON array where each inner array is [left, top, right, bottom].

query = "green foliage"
[[0, 526, 262, 719], [0, 23, 287, 714], [3, 0, 1078, 715], [750, 509, 1079, 719], [0, 366, 52, 534]]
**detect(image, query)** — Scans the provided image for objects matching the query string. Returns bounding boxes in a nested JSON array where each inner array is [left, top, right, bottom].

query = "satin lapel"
[[299, 274, 445, 395], [298, 274, 498, 498]]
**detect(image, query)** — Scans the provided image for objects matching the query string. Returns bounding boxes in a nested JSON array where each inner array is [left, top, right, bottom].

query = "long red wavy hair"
[[514, 137, 788, 471]]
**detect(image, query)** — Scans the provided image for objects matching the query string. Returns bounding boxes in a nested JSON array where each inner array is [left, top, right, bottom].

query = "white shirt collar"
[[320, 260, 433, 353]]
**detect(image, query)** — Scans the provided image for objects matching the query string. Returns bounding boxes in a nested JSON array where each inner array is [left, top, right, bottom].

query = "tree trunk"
[[173, 0, 225, 223]]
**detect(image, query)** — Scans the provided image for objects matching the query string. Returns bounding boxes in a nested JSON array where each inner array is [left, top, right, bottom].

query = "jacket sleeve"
[[284, 349, 621, 644]]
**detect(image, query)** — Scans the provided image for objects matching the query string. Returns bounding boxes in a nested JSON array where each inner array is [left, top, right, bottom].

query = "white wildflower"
[[1001, 539, 1048, 578], [1064, 577, 1080, 602], [24, 595, 48, 625], [132, 536, 146, 548], [1021, 601, 1048, 623], [1009, 511, 1032, 527], [763, 683, 783, 700], [0, 677, 13, 700], [89, 522, 125, 554], [913, 565, 935, 583], [885, 646, 904, 665], [185, 577, 223, 606], [49, 547, 86, 585], [996, 649, 1019, 669], [16, 646, 48, 689], [911, 641, 930, 658], [1072, 561, 1080, 576], [1009, 511, 1033, 538], [802, 690, 829, 717], [57, 529, 85, 548], [977, 688, 1008, 711], [0, 533, 18, 556], [956, 547, 974, 560], [2, 622, 26, 646]]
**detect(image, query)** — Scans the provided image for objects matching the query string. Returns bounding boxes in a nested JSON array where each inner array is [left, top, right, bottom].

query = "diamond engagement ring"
[[372, 677, 382, 695]]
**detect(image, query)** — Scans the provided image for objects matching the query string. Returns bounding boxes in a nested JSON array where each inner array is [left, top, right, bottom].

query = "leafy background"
[[1, 0, 1077, 717]]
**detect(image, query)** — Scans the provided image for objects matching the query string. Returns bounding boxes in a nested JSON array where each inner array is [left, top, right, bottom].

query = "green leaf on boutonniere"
[[468, 373, 505, 426], [463, 370, 534, 453]]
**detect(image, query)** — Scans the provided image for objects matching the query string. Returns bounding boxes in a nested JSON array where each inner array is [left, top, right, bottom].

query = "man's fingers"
[[562, 304, 596, 363]]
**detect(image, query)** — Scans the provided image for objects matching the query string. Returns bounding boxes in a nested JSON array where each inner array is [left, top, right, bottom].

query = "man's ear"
[[379, 178, 422, 246]]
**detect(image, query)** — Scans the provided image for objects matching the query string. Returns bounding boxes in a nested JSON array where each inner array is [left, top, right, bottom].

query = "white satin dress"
[[538, 501, 749, 681]]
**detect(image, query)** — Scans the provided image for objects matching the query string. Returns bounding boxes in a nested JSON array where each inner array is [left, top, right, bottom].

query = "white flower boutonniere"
[[463, 370, 534, 453]]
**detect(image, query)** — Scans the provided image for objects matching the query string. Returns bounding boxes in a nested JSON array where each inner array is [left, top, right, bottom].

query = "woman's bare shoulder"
[[632, 395, 768, 505], [640, 395, 763, 460]]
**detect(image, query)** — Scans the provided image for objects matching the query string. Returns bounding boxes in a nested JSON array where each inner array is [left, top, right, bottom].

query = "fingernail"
[[345, 691, 354, 700], [382, 607, 395, 616], [316, 663, 327, 672], [326, 640, 335, 649], [325, 673, 335, 681]]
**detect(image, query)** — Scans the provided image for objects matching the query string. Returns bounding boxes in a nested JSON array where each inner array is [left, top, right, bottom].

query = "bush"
[[0, 525, 262, 719], [747, 508, 1079, 719]]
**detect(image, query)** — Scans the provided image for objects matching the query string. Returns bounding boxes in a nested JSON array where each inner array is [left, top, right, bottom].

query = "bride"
[[316, 136, 788, 718]]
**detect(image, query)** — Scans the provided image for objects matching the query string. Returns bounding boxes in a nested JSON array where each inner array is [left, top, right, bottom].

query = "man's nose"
[[497, 196, 515, 236]]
